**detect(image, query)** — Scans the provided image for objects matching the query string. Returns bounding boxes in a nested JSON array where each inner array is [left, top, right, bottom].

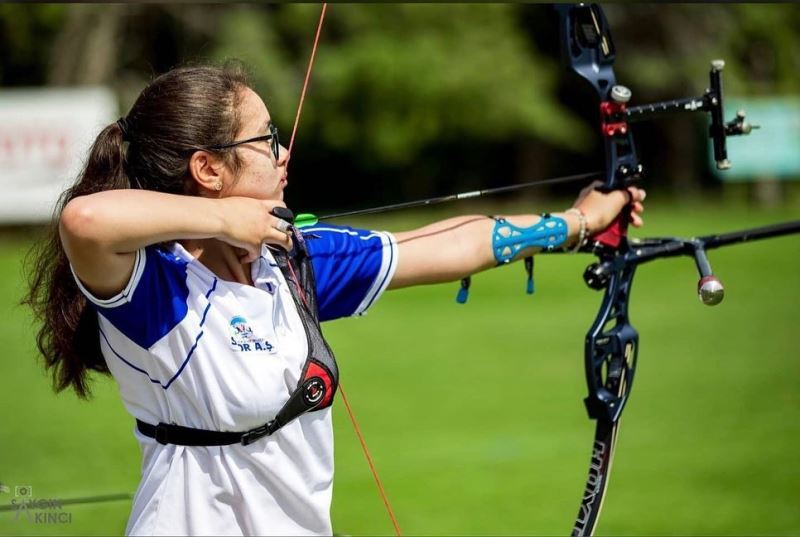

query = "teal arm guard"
[[492, 214, 568, 264]]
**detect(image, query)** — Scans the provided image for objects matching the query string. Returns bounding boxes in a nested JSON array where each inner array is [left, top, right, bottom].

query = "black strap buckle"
[[240, 420, 277, 446], [154, 423, 170, 445]]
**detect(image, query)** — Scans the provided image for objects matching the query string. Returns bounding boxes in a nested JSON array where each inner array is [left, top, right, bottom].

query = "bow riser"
[[558, 3, 642, 251], [584, 265, 639, 423]]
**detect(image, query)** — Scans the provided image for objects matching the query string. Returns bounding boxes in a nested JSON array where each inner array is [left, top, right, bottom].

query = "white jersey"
[[70, 225, 398, 536]]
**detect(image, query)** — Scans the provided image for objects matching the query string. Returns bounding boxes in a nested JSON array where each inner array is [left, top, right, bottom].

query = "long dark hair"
[[22, 63, 251, 398]]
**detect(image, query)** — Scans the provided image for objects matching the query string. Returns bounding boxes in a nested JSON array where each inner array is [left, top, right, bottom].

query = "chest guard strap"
[[137, 230, 340, 446]]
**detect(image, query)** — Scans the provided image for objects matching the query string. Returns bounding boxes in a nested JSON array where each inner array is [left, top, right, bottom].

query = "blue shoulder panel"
[[302, 225, 393, 321], [96, 247, 190, 349]]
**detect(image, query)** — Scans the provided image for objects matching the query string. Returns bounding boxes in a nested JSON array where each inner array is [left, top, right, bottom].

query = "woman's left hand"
[[572, 181, 647, 234]]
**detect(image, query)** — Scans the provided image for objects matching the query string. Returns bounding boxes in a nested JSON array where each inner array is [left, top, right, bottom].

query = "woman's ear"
[[187, 150, 227, 195]]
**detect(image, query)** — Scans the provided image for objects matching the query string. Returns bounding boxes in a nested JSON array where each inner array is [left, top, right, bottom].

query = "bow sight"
[[557, 4, 799, 536], [624, 59, 759, 171]]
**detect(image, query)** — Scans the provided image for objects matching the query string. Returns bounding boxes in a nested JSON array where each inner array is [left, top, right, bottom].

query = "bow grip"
[[590, 205, 631, 250], [588, 179, 634, 250]]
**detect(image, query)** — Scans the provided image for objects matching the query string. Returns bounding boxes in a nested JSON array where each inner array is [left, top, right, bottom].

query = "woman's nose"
[[278, 144, 290, 165]]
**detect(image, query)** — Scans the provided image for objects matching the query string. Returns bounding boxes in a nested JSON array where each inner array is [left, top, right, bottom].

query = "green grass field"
[[1, 199, 798, 536]]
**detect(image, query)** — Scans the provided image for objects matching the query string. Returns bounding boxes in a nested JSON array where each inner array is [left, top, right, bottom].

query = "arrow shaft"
[[316, 171, 600, 221]]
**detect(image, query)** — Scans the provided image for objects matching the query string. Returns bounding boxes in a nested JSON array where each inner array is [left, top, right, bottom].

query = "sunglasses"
[[201, 123, 280, 160]]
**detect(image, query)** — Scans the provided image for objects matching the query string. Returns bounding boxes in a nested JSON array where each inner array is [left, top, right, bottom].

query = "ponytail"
[[22, 64, 251, 398], [22, 122, 130, 398]]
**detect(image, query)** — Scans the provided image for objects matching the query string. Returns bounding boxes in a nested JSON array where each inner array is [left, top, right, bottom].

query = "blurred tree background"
[[1, 6, 798, 535], [1, 3, 798, 214]]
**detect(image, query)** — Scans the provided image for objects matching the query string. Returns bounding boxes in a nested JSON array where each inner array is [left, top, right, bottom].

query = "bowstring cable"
[[339, 385, 403, 536], [287, 3, 327, 161], [288, 4, 402, 536]]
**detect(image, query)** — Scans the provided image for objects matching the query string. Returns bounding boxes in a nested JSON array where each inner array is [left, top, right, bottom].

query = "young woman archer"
[[24, 64, 645, 535]]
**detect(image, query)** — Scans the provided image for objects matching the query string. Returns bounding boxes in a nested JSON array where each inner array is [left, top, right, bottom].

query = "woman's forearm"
[[60, 189, 226, 254], [390, 211, 581, 288]]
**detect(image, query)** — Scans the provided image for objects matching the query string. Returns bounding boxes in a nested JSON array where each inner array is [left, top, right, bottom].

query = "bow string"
[[287, 5, 403, 536]]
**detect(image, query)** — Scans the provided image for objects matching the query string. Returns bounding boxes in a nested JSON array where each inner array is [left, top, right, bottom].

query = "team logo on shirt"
[[229, 316, 275, 353]]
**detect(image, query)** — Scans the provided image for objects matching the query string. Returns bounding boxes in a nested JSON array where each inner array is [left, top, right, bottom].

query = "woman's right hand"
[[217, 197, 294, 263]]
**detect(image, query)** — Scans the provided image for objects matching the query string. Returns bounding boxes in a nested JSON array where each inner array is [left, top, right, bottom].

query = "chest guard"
[[136, 230, 340, 446]]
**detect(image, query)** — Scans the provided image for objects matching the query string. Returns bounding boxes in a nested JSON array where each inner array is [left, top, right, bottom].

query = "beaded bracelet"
[[565, 208, 587, 254]]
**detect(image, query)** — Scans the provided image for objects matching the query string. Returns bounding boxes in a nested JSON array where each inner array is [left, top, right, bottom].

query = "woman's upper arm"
[[59, 198, 137, 300], [387, 229, 429, 289]]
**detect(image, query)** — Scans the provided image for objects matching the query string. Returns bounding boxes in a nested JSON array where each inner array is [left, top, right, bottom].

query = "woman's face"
[[222, 87, 290, 201]]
